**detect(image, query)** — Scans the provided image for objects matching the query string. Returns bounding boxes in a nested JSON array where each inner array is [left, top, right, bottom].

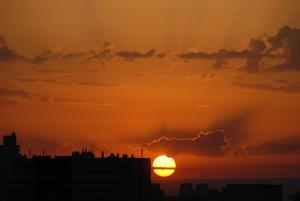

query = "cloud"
[[16, 78, 120, 87], [181, 72, 216, 80], [34, 69, 75, 74], [274, 79, 290, 84], [134, 131, 300, 157], [116, 49, 156, 61], [0, 36, 26, 62], [249, 38, 266, 53], [134, 130, 230, 157], [0, 98, 17, 105], [176, 49, 256, 60], [133, 72, 146, 77], [131, 109, 256, 157], [244, 55, 263, 73], [134, 130, 300, 157], [233, 82, 300, 94], [212, 59, 228, 70], [62, 51, 87, 60], [175, 48, 266, 73], [16, 78, 39, 83], [246, 136, 300, 155], [0, 88, 32, 98], [208, 109, 256, 145], [0, 87, 106, 105], [32, 42, 114, 64], [32, 49, 63, 64], [1, 26, 300, 73], [131, 109, 300, 157], [175, 26, 300, 73], [51, 97, 88, 104], [267, 26, 300, 71], [77, 81, 120, 87], [32, 46, 161, 63], [16, 78, 74, 85]]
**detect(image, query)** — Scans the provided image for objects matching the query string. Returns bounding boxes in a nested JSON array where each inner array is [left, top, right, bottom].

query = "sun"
[[152, 155, 176, 177]]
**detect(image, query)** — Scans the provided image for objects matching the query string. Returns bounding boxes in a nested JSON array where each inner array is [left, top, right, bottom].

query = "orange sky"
[[1, 0, 300, 180]]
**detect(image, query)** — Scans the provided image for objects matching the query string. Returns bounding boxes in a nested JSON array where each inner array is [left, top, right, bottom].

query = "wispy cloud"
[[16, 78, 121, 87], [233, 82, 300, 94], [0, 36, 27, 62], [0, 87, 112, 106], [1, 26, 300, 73], [132, 130, 230, 157], [0, 88, 32, 99]]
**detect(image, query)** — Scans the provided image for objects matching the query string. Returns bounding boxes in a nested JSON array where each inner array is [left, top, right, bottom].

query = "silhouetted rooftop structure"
[[0, 132, 287, 201], [289, 192, 300, 201], [0, 132, 154, 201], [0, 132, 22, 201], [0, 131, 20, 158], [178, 183, 221, 201], [222, 184, 283, 201], [174, 183, 283, 201], [3, 131, 17, 146]]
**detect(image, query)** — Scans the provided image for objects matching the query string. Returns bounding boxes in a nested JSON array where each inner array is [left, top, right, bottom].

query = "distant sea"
[[154, 179, 300, 201]]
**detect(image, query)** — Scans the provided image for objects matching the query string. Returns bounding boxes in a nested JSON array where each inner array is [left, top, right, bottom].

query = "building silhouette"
[[289, 192, 300, 201], [0, 132, 154, 201], [178, 183, 221, 201], [0, 132, 22, 200], [0, 132, 289, 201], [174, 183, 283, 201], [221, 184, 283, 201]]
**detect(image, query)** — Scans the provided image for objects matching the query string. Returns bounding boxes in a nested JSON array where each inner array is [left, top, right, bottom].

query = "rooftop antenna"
[[42, 149, 45, 156]]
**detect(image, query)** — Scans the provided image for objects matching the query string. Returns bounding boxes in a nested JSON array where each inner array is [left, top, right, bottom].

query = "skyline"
[[1, 0, 300, 180]]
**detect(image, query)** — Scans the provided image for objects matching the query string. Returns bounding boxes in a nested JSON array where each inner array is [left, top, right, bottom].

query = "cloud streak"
[[1, 26, 300, 73], [0, 87, 111, 106], [246, 136, 300, 155], [131, 109, 300, 157], [0, 88, 32, 99], [133, 130, 230, 157], [134, 130, 300, 157], [233, 82, 300, 94], [16, 78, 121, 87], [0, 36, 26, 62]]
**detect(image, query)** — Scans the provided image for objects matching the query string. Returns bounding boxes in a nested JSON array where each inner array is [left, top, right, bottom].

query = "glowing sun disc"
[[153, 155, 176, 177]]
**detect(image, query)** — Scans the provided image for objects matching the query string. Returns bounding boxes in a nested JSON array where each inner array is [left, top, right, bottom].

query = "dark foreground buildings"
[[175, 182, 283, 201], [0, 132, 287, 201], [0, 132, 156, 201]]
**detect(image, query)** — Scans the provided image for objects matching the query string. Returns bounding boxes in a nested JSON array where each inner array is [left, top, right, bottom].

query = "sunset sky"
[[1, 0, 300, 180]]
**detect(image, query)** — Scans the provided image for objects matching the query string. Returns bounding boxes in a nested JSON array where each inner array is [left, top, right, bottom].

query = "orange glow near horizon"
[[1, 0, 300, 180]]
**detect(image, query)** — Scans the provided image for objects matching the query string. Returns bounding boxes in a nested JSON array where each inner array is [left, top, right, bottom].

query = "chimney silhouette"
[[3, 131, 17, 146]]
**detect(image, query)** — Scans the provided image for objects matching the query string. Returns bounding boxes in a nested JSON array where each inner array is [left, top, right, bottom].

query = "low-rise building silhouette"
[[0, 132, 153, 201], [178, 183, 194, 200], [178, 183, 221, 201], [0, 132, 22, 200], [289, 192, 300, 201], [0, 132, 288, 201], [221, 184, 283, 201], [174, 183, 283, 201]]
